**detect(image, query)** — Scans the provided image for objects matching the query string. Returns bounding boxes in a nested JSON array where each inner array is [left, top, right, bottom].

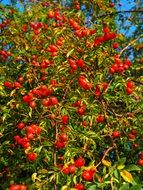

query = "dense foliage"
[[0, 0, 143, 189]]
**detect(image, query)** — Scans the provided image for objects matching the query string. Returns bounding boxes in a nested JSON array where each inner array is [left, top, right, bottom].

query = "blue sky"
[[1, 0, 136, 36]]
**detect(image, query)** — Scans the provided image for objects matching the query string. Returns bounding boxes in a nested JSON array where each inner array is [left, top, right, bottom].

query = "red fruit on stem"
[[62, 167, 70, 175], [27, 152, 37, 161], [128, 133, 135, 140], [75, 157, 85, 167], [55, 141, 66, 149], [130, 129, 137, 135], [17, 122, 25, 130], [59, 134, 68, 142], [9, 184, 20, 190], [112, 42, 119, 49], [138, 159, 143, 166], [26, 126, 35, 134], [110, 2, 115, 7], [20, 184, 27, 190], [4, 81, 13, 89], [29, 101, 36, 109], [126, 81, 134, 89], [94, 86, 101, 96], [74, 183, 84, 190], [50, 97, 58, 105], [82, 170, 94, 181], [112, 131, 120, 138], [13, 82, 22, 89], [96, 115, 104, 123], [68, 164, 76, 173], [76, 59, 85, 68], [62, 115, 69, 125], [126, 87, 133, 95], [26, 133, 34, 140]]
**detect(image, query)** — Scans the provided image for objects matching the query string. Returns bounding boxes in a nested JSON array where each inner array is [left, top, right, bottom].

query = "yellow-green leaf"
[[117, 164, 125, 170], [67, 48, 74, 58], [102, 159, 111, 167], [120, 170, 134, 183], [61, 185, 70, 190]]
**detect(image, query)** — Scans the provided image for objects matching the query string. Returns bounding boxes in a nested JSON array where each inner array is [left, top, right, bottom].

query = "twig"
[[119, 34, 143, 57], [93, 9, 143, 19], [53, 122, 58, 190], [96, 146, 115, 168]]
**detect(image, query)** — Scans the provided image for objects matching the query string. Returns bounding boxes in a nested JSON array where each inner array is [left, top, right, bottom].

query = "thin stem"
[[93, 9, 143, 19], [119, 34, 143, 57], [53, 122, 58, 190]]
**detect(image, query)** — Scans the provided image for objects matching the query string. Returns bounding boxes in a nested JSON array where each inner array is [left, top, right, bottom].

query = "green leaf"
[[118, 157, 126, 165], [125, 165, 141, 171], [113, 169, 119, 179], [120, 170, 134, 184], [88, 185, 97, 190], [117, 164, 125, 170], [130, 185, 142, 190], [119, 183, 129, 190], [66, 48, 74, 58]]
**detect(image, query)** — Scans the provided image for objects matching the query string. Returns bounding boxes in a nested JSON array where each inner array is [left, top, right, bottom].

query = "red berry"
[[112, 131, 120, 138], [59, 134, 68, 142], [82, 170, 94, 181], [17, 122, 25, 130], [128, 133, 135, 140], [62, 167, 70, 175], [126, 81, 134, 89], [4, 81, 13, 89], [50, 114, 56, 120], [96, 115, 104, 123], [62, 115, 69, 125], [138, 159, 143, 166], [29, 101, 36, 109], [13, 82, 22, 89], [94, 86, 101, 96], [20, 184, 27, 190], [26, 133, 34, 140], [103, 26, 110, 34], [75, 157, 85, 167], [9, 184, 20, 190], [55, 141, 66, 149], [78, 76, 87, 89], [76, 59, 85, 68], [27, 152, 37, 161], [17, 76, 24, 83], [126, 87, 133, 95], [22, 24, 27, 32], [68, 164, 76, 173], [112, 42, 119, 49], [74, 183, 84, 190], [43, 98, 51, 107], [26, 126, 35, 134], [130, 129, 137, 135], [50, 97, 58, 106], [110, 2, 115, 7]]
